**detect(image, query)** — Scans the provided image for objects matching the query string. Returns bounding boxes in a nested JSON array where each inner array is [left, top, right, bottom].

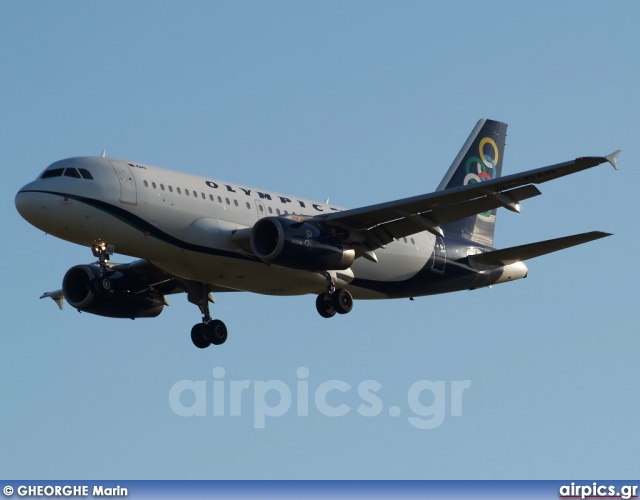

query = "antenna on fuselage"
[[101, 149, 106, 158], [325, 197, 330, 204]]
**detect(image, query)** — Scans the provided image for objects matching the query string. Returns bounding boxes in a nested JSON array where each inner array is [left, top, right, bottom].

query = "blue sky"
[[1, 1, 638, 479]]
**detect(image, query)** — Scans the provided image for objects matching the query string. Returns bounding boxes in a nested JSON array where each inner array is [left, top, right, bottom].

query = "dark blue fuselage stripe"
[[20, 189, 486, 297]]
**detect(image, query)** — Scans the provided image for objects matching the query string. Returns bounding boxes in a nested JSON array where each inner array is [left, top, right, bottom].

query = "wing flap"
[[430, 184, 541, 225], [348, 184, 542, 249], [469, 231, 612, 266]]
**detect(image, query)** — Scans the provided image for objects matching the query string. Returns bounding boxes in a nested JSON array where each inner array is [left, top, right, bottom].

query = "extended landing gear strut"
[[92, 243, 114, 267], [315, 273, 354, 318], [91, 243, 114, 291], [188, 284, 228, 349]]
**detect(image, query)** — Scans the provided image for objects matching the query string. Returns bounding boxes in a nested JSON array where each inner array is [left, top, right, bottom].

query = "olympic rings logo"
[[463, 137, 499, 186], [463, 136, 499, 219]]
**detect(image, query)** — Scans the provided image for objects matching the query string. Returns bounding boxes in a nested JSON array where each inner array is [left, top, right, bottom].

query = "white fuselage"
[[16, 157, 437, 299]]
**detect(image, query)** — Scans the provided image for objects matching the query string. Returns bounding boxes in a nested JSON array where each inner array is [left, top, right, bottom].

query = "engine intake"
[[250, 217, 355, 271], [62, 264, 165, 318]]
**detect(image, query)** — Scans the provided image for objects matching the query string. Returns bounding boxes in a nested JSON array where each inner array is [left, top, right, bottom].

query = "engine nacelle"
[[250, 217, 355, 271], [62, 264, 166, 319]]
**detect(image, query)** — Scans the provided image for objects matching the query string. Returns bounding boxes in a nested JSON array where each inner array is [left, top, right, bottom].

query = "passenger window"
[[177, 188, 181, 194], [193, 191, 197, 198], [210, 195, 214, 201], [168, 186, 173, 193], [268, 207, 273, 214], [64, 168, 81, 178], [143, 180, 149, 187], [201, 192, 205, 199], [78, 168, 93, 180], [218, 196, 222, 203], [234, 200, 238, 207], [185, 189, 190, 196], [246, 202, 250, 209], [152, 182, 157, 189], [160, 184, 165, 191], [411, 238, 415, 245], [276, 208, 281, 215], [225, 198, 230, 205]]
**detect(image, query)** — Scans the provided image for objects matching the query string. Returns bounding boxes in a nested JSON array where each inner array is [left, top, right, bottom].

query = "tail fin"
[[437, 119, 507, 247]]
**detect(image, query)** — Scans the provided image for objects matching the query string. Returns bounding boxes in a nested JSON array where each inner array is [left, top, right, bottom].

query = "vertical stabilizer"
[[437, 119, 507, 247]]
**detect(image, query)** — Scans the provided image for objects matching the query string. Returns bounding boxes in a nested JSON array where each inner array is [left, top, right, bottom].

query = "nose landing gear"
[[92, 243, 114, 268], [91, 243, 115, 289]]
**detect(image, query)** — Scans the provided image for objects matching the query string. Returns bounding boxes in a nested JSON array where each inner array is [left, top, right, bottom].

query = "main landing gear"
[[89, 244, 228, 350], [191, 320, 227, 349], [315, 273, 354, 318], [188, 283, 228, 349]]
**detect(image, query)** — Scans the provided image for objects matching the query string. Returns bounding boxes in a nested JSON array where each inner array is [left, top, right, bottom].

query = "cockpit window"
[[41, 168, 64, 179], [64, 168, 81, 178], [78, 168, 93, 180]]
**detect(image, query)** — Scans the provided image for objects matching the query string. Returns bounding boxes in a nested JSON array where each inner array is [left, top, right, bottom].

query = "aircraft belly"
[[165, 234, 437, 298], [351, 235, 433, 282], [168, 250, 328, 295]]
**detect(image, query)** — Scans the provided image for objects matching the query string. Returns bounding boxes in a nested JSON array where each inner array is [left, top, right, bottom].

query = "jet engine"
[[250, 217, 355, 271], [62, 264, 166, 318]]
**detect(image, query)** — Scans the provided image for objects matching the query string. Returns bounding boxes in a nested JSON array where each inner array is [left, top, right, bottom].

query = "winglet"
[[40, 290, 65, 310], [605, 150, 620, 170]]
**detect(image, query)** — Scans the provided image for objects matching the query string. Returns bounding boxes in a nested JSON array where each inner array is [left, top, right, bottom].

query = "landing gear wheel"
[[187, 283, 229, 349], [205, 319, 228, 345], [316, 293, 336, 318], [332, 289, 354, 315], [191, 323, 211, 349]]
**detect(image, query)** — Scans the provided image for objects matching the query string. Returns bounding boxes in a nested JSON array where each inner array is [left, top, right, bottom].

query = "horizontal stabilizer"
[[469, 231, 612, 266]]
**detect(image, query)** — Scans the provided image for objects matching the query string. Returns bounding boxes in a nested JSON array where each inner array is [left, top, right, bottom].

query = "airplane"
[[15, 119, 619, 349]]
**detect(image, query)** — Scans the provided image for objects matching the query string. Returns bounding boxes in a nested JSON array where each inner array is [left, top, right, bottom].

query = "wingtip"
[[40, 290, 65, 310], [605, 150, 620, 170], [592, 231, 613, 239]]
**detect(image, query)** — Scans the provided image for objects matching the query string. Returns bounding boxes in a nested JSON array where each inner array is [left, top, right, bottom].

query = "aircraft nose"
[[15, 187, 47, 227], [15, 189, 35, 222]]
